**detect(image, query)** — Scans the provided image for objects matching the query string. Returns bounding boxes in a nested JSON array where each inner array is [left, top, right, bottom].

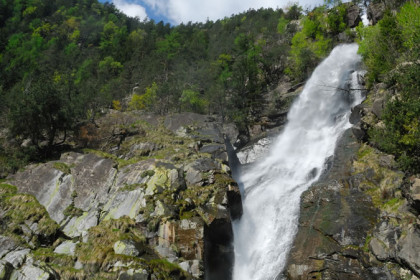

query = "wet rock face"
[[285, 122, 420, 279], [285, 182, 383, 280], [2, 111, 242, 279], [284, 131, 384, 279], [236, 138, 272, 164]]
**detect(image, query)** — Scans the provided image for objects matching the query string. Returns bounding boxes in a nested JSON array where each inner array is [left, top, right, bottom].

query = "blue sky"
[[98, 0, 326, 25]]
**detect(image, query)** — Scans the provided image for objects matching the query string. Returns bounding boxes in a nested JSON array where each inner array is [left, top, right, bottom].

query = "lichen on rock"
[[1, 111, 241, 279]]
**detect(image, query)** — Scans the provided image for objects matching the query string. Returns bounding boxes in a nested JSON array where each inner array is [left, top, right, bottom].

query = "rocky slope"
[[0, 111, 241, 280], [283, 79, 420, 279]]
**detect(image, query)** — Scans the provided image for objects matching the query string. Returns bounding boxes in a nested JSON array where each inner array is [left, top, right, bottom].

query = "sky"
[[98, 0, 326, 25]]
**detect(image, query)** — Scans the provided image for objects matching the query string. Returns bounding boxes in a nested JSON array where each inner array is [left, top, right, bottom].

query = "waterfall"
[[232, 44, 364, 280]]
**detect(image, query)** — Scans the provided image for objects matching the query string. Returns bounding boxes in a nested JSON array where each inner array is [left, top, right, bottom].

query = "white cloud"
[[140, 0, 325, 24], [113, 0, 148, 20]]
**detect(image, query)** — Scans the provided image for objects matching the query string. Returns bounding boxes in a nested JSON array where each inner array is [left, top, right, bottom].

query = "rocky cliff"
[[283, 81, 420, 279], [0, 111, 241, 280]]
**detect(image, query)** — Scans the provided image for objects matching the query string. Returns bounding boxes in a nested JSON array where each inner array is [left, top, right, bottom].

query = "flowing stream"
[[232, 44, 364, 280]]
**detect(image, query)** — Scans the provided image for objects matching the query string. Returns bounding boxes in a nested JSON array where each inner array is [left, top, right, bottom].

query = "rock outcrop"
[[235, 80, 303, 163], [367, 2, 386, 25], [0, 111, 242, 279], [284, 82, 420, 279], [346, 3, 361, 28]]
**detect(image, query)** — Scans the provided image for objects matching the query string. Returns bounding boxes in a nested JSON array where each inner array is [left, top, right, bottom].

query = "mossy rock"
[[76, 217, 147, 267], [63, 203, 84, 217], [119, 183, 147, 192], [52, 162, 72, 175], [141, 170, 155, 178], [353, 144, 404, 213], [0, 184, 60, 246], [32, 247, 75, 268], [148, 259, 191, 280]]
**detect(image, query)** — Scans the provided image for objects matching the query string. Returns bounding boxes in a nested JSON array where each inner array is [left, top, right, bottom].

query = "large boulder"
[[367, 2, 385, 25], [113, 240, 142, 257], [346, 3, 361, 28], [407, 178, 420, 214], [9, 264, 57, 280], [397, 227, 420, 277]]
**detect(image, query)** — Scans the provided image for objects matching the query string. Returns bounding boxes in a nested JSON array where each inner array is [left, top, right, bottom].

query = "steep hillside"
[[0, 0, 363, 173], [1, 110, 242, 279], [284, 1, 420, 279], [1, 0, 419, 279]]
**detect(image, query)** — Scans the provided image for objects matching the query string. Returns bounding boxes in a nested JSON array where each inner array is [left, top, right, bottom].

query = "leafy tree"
[[129, 82, 158, 111], [285, 4, 302, 20], [277, 17, 289, 34], [286, 3, 351, 81], [0, 0, 305, 170], [180, 89, 208, 113], [8, 72, 79, 149]]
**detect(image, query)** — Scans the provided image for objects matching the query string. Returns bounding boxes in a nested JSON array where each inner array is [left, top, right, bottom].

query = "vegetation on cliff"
[[357, 1, 420, 173]]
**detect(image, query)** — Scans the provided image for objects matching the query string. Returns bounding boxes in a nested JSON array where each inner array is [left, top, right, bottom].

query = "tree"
[[129, 82, 158, 111], [8, 71, 79, 149], [180, 88, 208, 113]]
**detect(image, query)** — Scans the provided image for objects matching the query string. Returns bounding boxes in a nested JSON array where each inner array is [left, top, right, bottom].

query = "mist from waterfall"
[[232, 44, 364, 280]]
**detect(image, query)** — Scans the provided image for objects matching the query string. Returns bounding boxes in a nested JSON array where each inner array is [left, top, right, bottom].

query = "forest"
[[0, 0, 419, 175]]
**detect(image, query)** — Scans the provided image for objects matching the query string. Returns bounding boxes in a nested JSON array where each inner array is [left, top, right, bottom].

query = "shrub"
[[129, 82, 158, 111]]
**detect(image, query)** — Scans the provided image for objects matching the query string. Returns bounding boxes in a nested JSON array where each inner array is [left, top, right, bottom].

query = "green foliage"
[[52, 162, 71, 174], [326, 3, 347, 35], [277, 17, 289, 34], [357, 7, 410, 85], [0, 184, 60, 246], [362, 2, 420, 173], [369, 90, 420, 173], [99, 56, 123, 76], [180, 89, 208, 113], [141, 170, 155, 178], [0, 0, 300, 167], [285, 4, 302, 20], [287, 3, 350, 81], [397, 2, 420, 50], [129, 82, 158, 111], [288, 27, 331, 81], [8, 72, 78, 148], [148, 259, 189, 279], [63, 203, 83, 217]]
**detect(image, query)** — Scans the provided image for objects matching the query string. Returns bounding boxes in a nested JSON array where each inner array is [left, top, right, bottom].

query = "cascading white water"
[[232, 44, 364, 280]]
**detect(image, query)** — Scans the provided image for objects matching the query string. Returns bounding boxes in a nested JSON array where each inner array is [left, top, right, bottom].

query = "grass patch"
[[76, 217, 146, 266], [52, 162, 72, 175], [82, 148, 139, 168], [141, 170, 155, 178], [32, 247, 75, 267], [179, 210, 195, 220], [63, 203, 84, 217], [356, 144, 373, 160], [363, 234, 372, 252], [119, 183, 146, 192], [0, 185, 60, 246], [0, 183, 17, 196], [148, 259, 190, 279], [383, 197, 404, 212]]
